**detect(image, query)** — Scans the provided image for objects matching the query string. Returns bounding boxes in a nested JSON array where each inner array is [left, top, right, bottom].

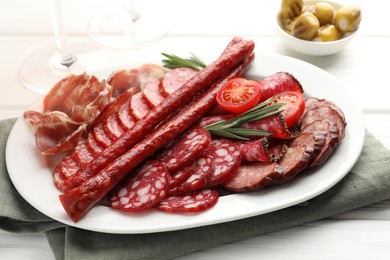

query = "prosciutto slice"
[[24, 111, 87, 155], [24, 74, 112, 155]]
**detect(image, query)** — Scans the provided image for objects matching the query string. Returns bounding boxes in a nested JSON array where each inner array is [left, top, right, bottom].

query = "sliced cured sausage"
[[130, 92, 152, 120], [93, 86, 139, 127], [108, 161, 170, 212], [300, 119, 339, 168], [196, 114, 235, 127], [143, 79, 165, 107], [87, 131, 105, 156], [289, 131, 327, 165], [168, 154, 214, 195], [234, 138, 287, 162], [72, 140, 94, 167], [53, 154, 80, 192], [117, 101, 137, 130], [221, 162, 285, 192], [271, 145, 312, 185], [104, 114, 125, 140], [242, 114, 295, 139], [160, 67, 197, 96], [202, 139, 241, 188], [93, 122, 113, 147], [168, 167, 194, 190], [155, 189, 219, 213], [258, 72, 303, 103], [157, 126, 211, 172], [303, 97, 346, 124]]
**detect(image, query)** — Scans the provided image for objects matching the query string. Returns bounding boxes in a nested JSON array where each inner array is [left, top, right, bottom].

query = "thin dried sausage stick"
[[59, 49, 255, 222]]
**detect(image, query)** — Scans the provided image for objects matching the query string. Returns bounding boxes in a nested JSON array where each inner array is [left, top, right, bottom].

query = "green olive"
[[280, 0, 303, 19], [334, 5, 361, 33], [316, 24, 340, 41], [293, 12, 320, 41], [313, 2, 335, 26]]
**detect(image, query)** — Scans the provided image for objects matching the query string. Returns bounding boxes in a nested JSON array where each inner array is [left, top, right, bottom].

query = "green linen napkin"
[[1, 118, 390, 260]]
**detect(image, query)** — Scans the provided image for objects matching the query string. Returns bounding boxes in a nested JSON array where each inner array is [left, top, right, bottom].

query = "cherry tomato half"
[[271, 90, 305, 128], [216, 78, 261, 114]]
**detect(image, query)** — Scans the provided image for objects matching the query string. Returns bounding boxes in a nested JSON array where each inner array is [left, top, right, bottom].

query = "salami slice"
[[143, 79, 165, 107], [157, 126, 212, 172], [300, 105, 345, 143], [168, 167, 194, 190], [234, 138, 287, 162], [221, 162, 285, 192], [242, 114, 295, 139], [202, 139, 241, 188], [155, 189, 219, 213], [130, 92, 152, 120], [196, 114, 235, 127], [168, 154, 215, 195], [258, 72, 303, 103], [160, 67, 197, 96], [109, 161, 170, 211]]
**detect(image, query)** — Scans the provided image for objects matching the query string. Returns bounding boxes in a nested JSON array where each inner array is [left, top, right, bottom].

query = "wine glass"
[[88, 0, 169, 49], [19, 0, 110, 94]]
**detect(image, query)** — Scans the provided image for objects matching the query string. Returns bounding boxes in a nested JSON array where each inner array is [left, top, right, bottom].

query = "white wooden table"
[[1, 0, 390, 259]]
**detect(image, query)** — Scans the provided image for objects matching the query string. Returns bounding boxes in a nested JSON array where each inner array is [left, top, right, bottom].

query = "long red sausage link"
[[59, 51, 255, 222], [63, 37, 255, 192]]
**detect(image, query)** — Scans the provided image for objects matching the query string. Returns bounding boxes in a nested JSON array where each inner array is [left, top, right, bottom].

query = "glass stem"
[[122, 0, 141, 22], [49, 0, 77, 69]]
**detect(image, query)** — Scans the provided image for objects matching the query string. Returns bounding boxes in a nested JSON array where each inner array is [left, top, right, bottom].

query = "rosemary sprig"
[[204, 98, 285, 140], [162, 53, 207, 71]]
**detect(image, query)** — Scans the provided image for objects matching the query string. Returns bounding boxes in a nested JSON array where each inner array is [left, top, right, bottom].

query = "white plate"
[[6, 53, 365, 234]]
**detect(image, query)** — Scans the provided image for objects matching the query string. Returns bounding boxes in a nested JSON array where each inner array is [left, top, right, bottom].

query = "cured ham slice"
[[23, 110, 87, 155], [24, 74, 112, 154], [107, 64, 166, 97], [43, 73, 112, 123]]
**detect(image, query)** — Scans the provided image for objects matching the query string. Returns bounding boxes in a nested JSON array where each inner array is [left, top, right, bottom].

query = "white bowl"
[[276, 0, 358, 56]]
